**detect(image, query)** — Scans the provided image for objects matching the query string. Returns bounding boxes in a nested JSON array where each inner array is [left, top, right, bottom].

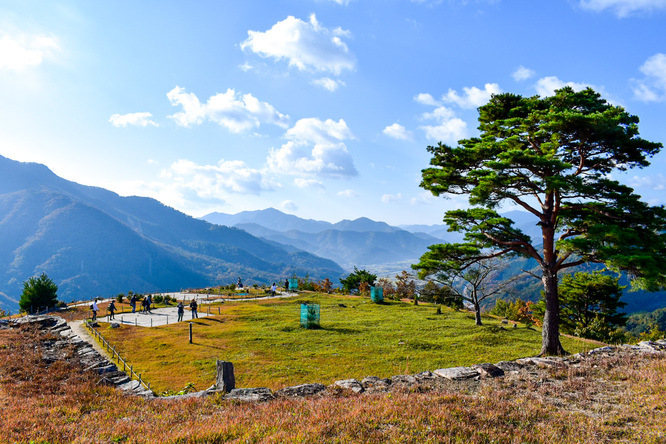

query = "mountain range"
[[202, 210, 446, 269], [0, 155, 342, 312], [202, 208, 666, 314]]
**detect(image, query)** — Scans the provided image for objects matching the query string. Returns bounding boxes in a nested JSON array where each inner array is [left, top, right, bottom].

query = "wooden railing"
[[84, 320, 153, 394]]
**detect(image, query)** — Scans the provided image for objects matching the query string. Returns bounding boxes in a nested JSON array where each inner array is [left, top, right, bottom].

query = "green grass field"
[[98, 293, 598, 394]]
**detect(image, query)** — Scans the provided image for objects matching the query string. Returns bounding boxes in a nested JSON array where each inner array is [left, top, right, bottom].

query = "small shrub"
[[153, 295, 164, 305]]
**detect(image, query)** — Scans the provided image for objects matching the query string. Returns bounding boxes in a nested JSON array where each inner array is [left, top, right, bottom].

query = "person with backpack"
[[189, 299, 198, 319], [108, 300, 116, 320], [177, 301, 184, 322]]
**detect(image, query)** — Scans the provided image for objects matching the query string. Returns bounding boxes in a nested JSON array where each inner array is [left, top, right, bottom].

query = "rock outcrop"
[[8, 315, 153, 397]]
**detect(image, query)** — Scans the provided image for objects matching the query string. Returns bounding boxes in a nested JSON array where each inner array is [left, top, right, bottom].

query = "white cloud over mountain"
[[240, 14, 355, 76], [109, 112, 158, 127], [267, 118, 357, 178], [0, 34, 59, 71], [579, 0, 666, 17], [167, 86, 290, 132], [161, 158, 274, 197]]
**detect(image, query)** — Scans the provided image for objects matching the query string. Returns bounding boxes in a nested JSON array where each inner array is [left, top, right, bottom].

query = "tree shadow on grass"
[[321, 326, 362, 335]]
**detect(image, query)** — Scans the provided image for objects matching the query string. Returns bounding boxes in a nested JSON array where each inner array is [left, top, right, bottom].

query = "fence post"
[[189, 322, 193, 344]]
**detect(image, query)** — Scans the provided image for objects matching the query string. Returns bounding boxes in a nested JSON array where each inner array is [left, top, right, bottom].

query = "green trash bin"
[[289, 278, 299, 291], [371, 286, 384, 303], [300, 303, 320, 329]]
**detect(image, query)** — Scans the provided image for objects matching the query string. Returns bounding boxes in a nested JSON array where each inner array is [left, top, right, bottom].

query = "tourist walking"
[[271, 283, 276, 296], [91, 299, 99, 321], [189, 299, 198, 319], [284, 279, 289, 293], [146, 295, 152, 314], [130, 294, 137, 313], [177, 301, 184, 322], [108, 300, 116, 320]]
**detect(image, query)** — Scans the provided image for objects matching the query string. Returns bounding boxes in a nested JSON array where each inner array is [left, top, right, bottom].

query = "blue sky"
[[1, 0, 666, 225]]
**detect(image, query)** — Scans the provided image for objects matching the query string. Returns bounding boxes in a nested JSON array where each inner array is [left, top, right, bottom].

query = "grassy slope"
[[98, 293, 593, 393]]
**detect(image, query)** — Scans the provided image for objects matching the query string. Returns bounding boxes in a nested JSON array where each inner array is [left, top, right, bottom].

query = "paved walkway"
[[95, 292, 296, 328]]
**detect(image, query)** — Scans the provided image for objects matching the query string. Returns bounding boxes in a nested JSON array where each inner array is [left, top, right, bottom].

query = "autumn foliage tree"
[[416, 87, 666, 355]]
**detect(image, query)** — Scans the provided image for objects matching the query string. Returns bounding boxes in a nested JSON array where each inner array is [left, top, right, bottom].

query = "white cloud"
[[579, 0, 666, 17], [512, 65, 535, 81], [281, 200, 298, 211], [382, 193, 403, 203], [109, 112, 158, 127], [627, 173, 666, 191], [418, 105, 468, 144], [267, 118, 357, 178], [535, 76, 593, 97], [383, 123, 413, 140], [294, 178, 324, 188], [286, 117, 355, 144], [632, 53, 666, 102], [311, 77, 345, 91], [0, 34, 59, 71], [441, 83, 501, 108], [167, 86, 290, 132], [410, 191, 438, 206], [337, 189, 358, 198], [240, 14, 355, 75], [414, 93, 438, 106], [161, 158, 275, 197]]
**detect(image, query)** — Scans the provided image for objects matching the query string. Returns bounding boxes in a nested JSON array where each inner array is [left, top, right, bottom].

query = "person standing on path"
[[108, 300, 116, 320], [91, 299, 99, 321], [177, 301, 184, 322], [189, 299, 198, 319], [271, 283, 276, 296], [130, 294, 137, 313], [146, 295, 152, 314]]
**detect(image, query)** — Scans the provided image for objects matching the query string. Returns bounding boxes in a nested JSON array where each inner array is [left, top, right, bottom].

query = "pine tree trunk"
[[540, 269, 566, 355]]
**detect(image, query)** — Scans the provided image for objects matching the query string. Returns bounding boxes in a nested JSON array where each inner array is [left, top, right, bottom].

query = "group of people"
[[90, 295, 199, 323], [89, 275, 288, 323]]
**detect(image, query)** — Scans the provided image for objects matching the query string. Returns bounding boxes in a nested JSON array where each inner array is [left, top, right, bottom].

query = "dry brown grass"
[[2, 324, 666, 443]]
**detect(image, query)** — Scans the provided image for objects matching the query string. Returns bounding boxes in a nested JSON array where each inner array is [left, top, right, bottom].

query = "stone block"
[[433, 366, 480, 380]]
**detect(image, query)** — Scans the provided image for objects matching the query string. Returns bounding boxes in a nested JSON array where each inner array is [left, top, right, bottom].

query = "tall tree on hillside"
[[19, 273, 59, 313], [415, 87, 666, 355]]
